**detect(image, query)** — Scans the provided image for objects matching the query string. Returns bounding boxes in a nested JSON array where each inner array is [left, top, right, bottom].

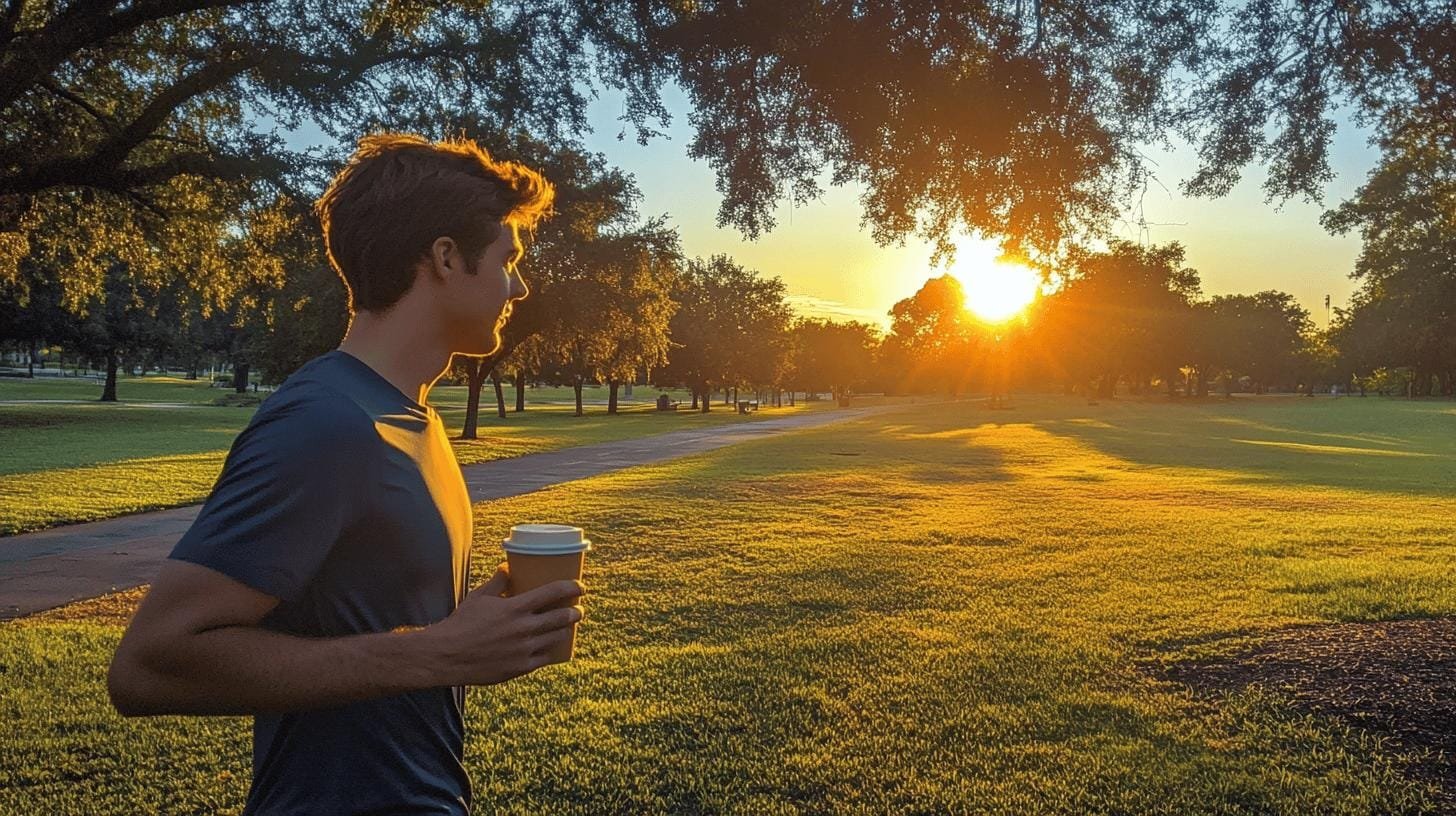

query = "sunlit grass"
[[0, 374, 231, 404], [3, 396, 1453, 813]]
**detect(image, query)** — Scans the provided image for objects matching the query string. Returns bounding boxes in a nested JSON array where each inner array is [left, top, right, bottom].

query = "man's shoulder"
[[248, 376, 377, 454]]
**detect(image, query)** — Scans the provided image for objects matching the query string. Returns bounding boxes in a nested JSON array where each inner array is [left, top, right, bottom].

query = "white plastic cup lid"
[[502, 523, 592, 555]]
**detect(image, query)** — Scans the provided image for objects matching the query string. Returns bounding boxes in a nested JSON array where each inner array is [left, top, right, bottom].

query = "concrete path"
[[0, 406, 887, 619]]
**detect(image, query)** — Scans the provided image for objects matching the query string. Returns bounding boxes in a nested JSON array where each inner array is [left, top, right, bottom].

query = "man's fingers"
[[524, 606, 583, 636], [526, 631, 572, 660], [511, 579, 584, 612], [473, 564, 510, 598]]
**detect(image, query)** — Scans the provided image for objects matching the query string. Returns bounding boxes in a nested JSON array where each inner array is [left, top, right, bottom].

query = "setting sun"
[[947, 240, 1043, 323]]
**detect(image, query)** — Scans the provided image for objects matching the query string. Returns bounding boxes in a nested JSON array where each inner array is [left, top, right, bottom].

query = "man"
[[107, 133, 583, 815]]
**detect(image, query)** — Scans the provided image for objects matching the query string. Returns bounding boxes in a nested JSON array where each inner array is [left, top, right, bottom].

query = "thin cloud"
[[785, 294, 890, 329]]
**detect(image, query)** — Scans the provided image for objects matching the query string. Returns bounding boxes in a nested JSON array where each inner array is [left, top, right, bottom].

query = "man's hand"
[[426, 563, 585, 687]]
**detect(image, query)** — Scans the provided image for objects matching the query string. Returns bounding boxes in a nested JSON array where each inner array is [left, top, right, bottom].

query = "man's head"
[[316, 134, 554, 354]]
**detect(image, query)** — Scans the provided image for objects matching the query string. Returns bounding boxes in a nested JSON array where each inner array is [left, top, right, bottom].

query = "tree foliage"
[[658, 254, 791, 411], [789, 318, 880, 400]]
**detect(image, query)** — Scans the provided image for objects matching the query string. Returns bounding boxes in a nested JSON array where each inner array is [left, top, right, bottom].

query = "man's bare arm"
[[108, 560, 582, 717]]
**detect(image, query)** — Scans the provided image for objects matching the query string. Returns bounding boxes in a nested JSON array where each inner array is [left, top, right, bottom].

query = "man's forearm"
[[111, 624, 455, 716]]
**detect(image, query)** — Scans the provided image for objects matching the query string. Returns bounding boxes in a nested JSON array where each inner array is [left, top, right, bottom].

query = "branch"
[[0, 0, 259, 109], [38, 77, 121, 134], [1, 0, 26, 42], [94, 53, 262, 167], [2, 33, 470, 200], [0, 149, 281, 196], [2, 54, 262, 196]]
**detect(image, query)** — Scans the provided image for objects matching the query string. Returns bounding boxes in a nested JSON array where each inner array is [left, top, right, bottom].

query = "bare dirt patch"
[[1157, 618, 1456, 806]]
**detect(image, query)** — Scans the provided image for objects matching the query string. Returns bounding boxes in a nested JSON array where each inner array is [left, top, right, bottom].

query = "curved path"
[[0, 405, 890, 620]]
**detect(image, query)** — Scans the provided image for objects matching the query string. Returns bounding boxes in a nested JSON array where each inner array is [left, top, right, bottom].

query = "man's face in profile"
[[444, 222, 528, 356]]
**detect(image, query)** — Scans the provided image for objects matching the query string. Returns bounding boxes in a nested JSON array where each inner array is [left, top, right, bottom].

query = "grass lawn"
[[0, 375, 828, 536], [0, 374, 244, 405], [3, 395, 1454, 813]]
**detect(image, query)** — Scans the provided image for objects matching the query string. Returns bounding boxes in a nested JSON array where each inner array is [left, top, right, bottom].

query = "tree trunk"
[[723, 388, 730, 405], [732, 386, 738, 408], [233, 362, 250, 394], [514, 371, 526, 412], [690, 390, 699, 410], [608, 380, 620, 414], [701, 386, 711, 413], [26, 338, 35, 377], [574, 377, 584, 417], [462, 359, 487, 440], [492, 369, 507, 419], [789, 390, 796, 406], [101, 350, 119, 402]]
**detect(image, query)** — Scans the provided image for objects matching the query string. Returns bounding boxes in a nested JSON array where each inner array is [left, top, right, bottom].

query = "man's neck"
[[337, 307, 452, 407]]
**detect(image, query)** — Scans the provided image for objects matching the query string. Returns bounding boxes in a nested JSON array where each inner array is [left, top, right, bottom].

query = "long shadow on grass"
[[1035, 397, 1456, 498]]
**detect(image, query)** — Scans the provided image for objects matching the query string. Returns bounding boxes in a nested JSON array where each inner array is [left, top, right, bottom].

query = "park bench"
[[736, 400, 759, 414]]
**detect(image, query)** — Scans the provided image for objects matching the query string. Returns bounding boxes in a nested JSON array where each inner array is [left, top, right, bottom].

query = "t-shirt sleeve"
[[169, 388, 375, 602]]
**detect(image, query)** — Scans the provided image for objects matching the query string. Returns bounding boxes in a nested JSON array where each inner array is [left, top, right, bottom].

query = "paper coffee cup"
[[502, 524, 591, 664]]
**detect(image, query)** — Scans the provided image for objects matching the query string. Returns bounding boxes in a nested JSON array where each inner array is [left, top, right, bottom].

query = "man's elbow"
[[107, 648, 164, 717]]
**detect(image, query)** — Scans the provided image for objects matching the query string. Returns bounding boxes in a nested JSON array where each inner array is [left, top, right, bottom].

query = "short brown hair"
[[316, 133, 554, 313]]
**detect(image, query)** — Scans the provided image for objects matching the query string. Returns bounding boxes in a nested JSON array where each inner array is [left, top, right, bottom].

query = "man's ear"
[[428, 236, 460, 281]]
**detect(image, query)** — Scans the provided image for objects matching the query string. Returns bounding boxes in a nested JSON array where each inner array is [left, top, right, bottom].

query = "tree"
[[1, 1, 606, 268], [1036, 241, 1200, 396], [1181, 2, 1454, 206], [1190, 292, 1311, 395], [789, 319, 880, 403], [1323, 114, 1456, 396], [66, 262, 176, 400], [884, 275, 981, 397], [658, 255, 790, 413], [592, 225, 680, 415], [248, 251, 350, 388], [0, 260, 67, 376], [14, 1, 1446, 277], [529, 225, 679, 417]]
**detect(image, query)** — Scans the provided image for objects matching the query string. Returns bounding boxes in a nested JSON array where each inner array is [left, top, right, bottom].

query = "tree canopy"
[[7, 0, 1451, 279]]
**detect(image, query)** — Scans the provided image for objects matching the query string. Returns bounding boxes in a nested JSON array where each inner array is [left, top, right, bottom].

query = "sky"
[[577, 86, 1379, 331]]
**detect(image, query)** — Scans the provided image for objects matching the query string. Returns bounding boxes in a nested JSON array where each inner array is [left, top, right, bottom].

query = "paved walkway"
[[0, 406, 887, 619]]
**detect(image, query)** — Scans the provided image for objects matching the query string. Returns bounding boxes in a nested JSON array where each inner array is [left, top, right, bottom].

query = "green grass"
[[0, 378, 823, 536], [3, 395, 1454, 813], [0, 373, 707, 406], [0, 374, 241, 404]]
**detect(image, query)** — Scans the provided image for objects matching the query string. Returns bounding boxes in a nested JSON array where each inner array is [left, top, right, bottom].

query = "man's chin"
[[452, 329, 503, 358]]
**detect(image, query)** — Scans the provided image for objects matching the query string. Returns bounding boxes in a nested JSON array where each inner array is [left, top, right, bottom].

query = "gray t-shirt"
[[170, 350, 473, 815]]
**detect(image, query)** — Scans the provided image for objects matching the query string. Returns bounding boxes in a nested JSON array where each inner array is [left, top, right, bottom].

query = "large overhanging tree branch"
[[1, 0, 604, 228], [585, 0, 1455, 256], [3, 0, 1453, 270], [0, 0, 258, 107]]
